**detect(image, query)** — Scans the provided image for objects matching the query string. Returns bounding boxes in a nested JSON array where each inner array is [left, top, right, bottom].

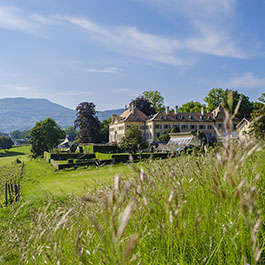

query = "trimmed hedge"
[[44, 152, 95, 161], [112, 152, 169, 163], [50, 158, 114, 170], [82, 144, 119, 154]]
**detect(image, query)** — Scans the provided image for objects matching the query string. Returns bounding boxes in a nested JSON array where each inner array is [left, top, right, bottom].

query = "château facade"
[[109, 103, 239, 144]]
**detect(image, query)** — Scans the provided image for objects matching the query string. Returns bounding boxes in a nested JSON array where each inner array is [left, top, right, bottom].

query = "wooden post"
[[8, 184, 12, 204], [5, 183, 8, 207]]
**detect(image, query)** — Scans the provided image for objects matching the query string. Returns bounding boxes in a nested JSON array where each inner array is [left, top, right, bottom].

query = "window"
[[181, 125, 188, 130], [190, 125, 197, 130], [208, 116, 212, 120], [207, 125, 213, 130], [189, 116, 193, 120], [155, 125, 160, 129], [200, 116, 204, 120], [164, 124, 169, 129], [199, 125, 205, 130]]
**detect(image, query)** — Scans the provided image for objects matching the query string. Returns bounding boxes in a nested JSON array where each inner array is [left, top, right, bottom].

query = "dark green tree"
[[130, 96, 155, 116], [143, 90, 164, 112], [64, 126, 78, 141], [99, 117, 111, 143], [204, 88, 225, 112], [30, 118, 64, 157], [74, 102, 100, 143], [0, 136, 13, 150], [10, 130, 23, 139], [118, 124, 147, 153], [204, 88, 254, 119], [179, 101, 206, 113], [249, 105, 265, 140], [157, 126, 180, 142]]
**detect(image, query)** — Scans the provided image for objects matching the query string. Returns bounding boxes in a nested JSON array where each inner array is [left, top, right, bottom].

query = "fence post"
[[5, 183, 8, 207]]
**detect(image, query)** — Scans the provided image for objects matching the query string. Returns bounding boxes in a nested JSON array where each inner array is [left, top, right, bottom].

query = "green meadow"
[[0, 143, 264, 264]]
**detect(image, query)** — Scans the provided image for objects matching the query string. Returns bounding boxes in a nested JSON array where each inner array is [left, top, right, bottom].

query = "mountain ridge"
[[0, 97, 124, 133]]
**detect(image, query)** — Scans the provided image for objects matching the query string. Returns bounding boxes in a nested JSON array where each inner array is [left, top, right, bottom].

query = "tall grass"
[[0, 114, 264, 264]]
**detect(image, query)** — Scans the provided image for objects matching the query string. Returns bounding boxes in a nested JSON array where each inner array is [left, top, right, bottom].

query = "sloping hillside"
[[0, 98, 123, 133]]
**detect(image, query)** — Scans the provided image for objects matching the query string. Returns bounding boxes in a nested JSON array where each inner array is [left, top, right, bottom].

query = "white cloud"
[[226, 72, 265, 89], [56, 90, 93, 96], [0, 5, 43, 35], [5, 84, 33, 92], [85, 67, 123, 74], [61, 15, 246, 67]]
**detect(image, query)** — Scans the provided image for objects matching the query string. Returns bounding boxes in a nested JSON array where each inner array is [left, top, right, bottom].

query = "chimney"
[[111, 114, 116, 123], [201, 107, 204, 116], [165, 106, 169, 115], [174, 105, 178, 114]]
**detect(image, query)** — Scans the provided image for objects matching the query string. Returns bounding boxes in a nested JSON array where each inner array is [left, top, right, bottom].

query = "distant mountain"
[[0, 98, 124, 133]]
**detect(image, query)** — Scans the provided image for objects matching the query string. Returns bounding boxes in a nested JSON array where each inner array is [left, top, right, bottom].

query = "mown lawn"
[[0, 145, 31, 166], [0, 145, 134, 200]]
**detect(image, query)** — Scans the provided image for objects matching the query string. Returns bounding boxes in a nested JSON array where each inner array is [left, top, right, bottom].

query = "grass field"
[[0, 145, 134, 199], [0, 142, 264, 264]]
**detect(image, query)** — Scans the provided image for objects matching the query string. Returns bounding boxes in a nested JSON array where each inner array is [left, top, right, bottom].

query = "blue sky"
[[0, 0, 264, 110]]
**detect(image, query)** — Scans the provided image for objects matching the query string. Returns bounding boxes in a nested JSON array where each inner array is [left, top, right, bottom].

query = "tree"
[[74, 102, 100, 143], [204, 88, 225, 112], [130, 96, 155, 116], [222, 89, 253, 120], [143, 90, 164, 112], [99, 117, 111, 143], [249, 105, 265, 140], [204, 88, 254, 119], [30, 118, 64, 157], [157, 126, 180, 142], [65, 126, 78, 141], [0, 136, 13, 150], [179, 101, 206, 113], [118, 124, 147, 153], [258, 92, 265, 103], [10, 130, 23, 139]]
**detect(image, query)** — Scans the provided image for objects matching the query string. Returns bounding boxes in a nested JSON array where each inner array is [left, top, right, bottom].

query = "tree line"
[[2, 89, 263, 156]]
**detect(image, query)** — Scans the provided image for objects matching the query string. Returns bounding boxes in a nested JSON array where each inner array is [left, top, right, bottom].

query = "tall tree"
[[222, 89, 253, 120], [130, 96, 155, 116], [249, 105, 265, 140], [118, 124, 147, 153], [143, 90, 164, 112], [204, 88, 225, 112], [30, 118, 64, 157], [74, 102, 100, 143], [204, 88, 254, 119], [99, 117, 112, 143], [179, 101, 206, 113], [0, 136, 13, 150]]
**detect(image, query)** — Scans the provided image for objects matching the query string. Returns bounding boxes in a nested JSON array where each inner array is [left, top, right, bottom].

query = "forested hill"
[[0, 98, 124, 133]]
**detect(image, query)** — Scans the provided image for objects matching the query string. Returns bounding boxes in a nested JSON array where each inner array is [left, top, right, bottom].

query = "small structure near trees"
[[157, 131, 201, 153]]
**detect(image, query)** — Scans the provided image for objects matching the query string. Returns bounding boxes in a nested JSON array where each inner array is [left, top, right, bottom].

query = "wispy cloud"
[[226, 72, 265, 89], [5, 84, 33, 92], [85, 67, 123, 73], [0, 5, 45, 36], [56, 90, 93, 96], [61, 15, 246, 67]]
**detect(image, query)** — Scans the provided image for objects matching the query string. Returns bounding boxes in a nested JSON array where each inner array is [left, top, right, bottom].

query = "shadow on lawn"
[[0, 150, 26, 158]]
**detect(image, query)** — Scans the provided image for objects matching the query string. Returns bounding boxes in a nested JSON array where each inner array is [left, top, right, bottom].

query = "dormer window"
[[182, 116, 185, 120], [200, 116, 204, 120], [160, 116, 164, 119], [136, 116, 140, 121], [208, 116, 211, 120], [189, 116, 193, 120]]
